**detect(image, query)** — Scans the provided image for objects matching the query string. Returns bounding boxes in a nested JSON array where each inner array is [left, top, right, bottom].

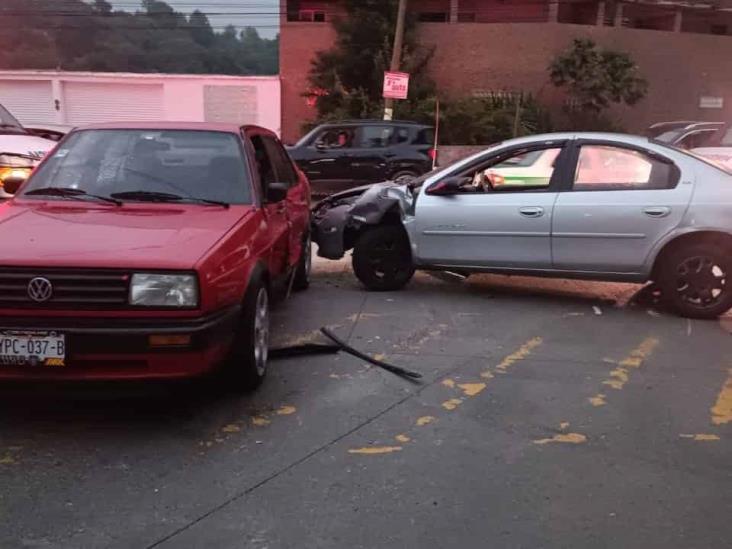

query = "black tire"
[[390, 170, 419, 184], [292, 232, 311, 291], [352, 225, 415, 291], [657, 242, 732, 319], [223, 277, 270, 390]]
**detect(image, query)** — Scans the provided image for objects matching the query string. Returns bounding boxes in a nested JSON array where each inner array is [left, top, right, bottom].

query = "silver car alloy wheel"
[[253, 288, 270, 376]]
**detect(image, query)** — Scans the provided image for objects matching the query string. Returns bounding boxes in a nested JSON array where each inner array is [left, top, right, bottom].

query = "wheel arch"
[[650, 229, 732, 280], [343, 204, 406, 252]]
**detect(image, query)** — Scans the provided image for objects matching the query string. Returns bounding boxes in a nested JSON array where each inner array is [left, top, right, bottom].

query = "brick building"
[[279, 0, 732, 143]]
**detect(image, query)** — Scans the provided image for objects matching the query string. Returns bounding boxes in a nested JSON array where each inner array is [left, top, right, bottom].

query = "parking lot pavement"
[[1, 256, 730, 548]]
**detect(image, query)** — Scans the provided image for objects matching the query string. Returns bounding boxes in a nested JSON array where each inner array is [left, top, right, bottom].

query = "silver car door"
[[552, 141, 694, 273], [414, 144, 569, 269]]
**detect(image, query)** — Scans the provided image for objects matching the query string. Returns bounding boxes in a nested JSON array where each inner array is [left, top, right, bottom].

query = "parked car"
[[312, 132, 732, 319], [650, 121, 724, 150], [0, 103, 58, 198], [0, 122, 311, 388], [286, 120, 435, 195], [692, 122, 732, 171]]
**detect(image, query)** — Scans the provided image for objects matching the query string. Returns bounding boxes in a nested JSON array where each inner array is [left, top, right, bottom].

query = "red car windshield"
[[23, 129, 253, 205]]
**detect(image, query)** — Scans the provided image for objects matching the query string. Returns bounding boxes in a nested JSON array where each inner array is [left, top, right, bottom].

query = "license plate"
[[0, 331, 66, 367]]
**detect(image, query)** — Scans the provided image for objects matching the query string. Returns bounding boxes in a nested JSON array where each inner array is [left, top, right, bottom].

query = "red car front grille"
[[0, 268, 129, 309]]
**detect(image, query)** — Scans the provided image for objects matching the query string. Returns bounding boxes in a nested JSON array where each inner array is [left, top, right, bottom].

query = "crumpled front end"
[[311, 183, 413, 260]]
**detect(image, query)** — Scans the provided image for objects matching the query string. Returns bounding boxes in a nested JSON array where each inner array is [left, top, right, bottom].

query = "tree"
[[549, 38, 648, 114], [0, 0, 278, 75], [307, 0, 435, 122], [189, 10, 214, 47]]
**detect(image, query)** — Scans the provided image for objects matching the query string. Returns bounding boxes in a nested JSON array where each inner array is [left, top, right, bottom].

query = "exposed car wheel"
[[352, 225, 415, 291], [658, 242, 732, 319], [224, 277, 270, 390], [292, 232, 312, 291], [391, 170, 418, 185]]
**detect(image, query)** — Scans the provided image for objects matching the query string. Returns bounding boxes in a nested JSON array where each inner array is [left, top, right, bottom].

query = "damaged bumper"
[[311, 182, 412, 260]]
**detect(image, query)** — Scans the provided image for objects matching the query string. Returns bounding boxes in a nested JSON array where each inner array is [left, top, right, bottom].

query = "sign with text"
[[383, 71, 410, 100], [699, 96, 724, 109]]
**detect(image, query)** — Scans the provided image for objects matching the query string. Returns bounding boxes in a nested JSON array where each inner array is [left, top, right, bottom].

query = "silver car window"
[[573, 145, 675, 191]]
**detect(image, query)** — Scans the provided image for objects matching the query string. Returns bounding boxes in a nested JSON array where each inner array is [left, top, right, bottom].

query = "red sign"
[[383, 71, 410, 100]]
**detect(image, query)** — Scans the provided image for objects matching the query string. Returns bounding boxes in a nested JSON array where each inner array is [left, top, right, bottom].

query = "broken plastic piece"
[[320, 327, 422, 381], [269, 343, 341, 359]]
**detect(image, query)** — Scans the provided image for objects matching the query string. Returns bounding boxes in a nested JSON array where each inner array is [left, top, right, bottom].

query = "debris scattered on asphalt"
[[427, 271, 469, 283], [320, 327, 423, 381], [647, 309, 661, 317], [593, 306, 603, 316]]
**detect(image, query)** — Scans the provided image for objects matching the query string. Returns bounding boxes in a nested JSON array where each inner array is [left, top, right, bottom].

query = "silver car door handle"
[[643, 206, 671, 218], [519, 207, 545, 218]]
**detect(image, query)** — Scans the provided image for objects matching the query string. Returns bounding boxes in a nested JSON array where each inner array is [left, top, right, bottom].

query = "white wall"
[[0, 71, 281, 136]]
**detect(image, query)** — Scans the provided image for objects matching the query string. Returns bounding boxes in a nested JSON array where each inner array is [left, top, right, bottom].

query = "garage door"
[[64, 82, 164, 125], [0, 80, 55, 125]]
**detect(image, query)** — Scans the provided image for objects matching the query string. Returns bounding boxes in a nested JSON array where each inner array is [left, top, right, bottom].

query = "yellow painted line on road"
[[534, 433, 587, 445], [395, 434, 411, 443], [276, 405, 297, 416], [711, 369, 732, 425], [0, 454, 17, 465], [416, 416, 436, 426], [588, 394, 607, 407], [441, 378, 456, 388], [600, 337, 659, 391], [488, 337, 543, 377], [251, 416, 271, 427], [680, 434, 720, 441], [441, 398, 463, 411], [348, 446, 402, 455], [458, 382, 486, 397], [221, 424, 241, 433]]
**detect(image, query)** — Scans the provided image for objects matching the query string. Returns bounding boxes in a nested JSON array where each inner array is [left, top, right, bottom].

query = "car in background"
[[650, 121, 724, 150], [0, 103, 58, 198], [0, 122, 311, 389], [313, 132, 732, 319], [287, 120, 435, 195], [692, 123, 732, 171]]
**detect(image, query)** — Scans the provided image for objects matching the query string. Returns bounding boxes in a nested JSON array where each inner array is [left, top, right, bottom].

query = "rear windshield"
[[24, 129, 252, 204], [655, 140, 732, 175]]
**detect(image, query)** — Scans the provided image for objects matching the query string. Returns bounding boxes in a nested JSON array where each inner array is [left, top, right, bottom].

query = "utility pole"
[[384, 0, 408, 121]]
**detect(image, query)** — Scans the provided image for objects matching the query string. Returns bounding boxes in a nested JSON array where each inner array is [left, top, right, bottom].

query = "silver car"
[[312, 133, 732, 319]]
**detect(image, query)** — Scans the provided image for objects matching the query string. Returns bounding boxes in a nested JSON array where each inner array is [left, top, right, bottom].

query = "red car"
[[0, 122, 311, 389]]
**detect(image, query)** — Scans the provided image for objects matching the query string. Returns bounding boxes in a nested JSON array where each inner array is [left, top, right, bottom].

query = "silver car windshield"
[[23, 129, 254, 204]]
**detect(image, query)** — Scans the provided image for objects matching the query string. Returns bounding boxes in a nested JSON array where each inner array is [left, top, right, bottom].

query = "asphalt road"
[[1, 257, 730, 548]]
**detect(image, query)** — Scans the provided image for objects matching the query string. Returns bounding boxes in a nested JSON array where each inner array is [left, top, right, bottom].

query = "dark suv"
[[286, 120, 435, 194]]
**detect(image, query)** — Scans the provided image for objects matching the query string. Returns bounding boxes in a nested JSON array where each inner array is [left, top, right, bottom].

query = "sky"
[[111, 0, 281, 38]]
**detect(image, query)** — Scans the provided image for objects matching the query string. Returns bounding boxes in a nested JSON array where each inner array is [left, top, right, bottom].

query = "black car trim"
[[0, 305, 241, 335]]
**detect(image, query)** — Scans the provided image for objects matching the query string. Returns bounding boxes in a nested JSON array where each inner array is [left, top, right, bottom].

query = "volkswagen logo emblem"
[[27, 277, 53, 303]]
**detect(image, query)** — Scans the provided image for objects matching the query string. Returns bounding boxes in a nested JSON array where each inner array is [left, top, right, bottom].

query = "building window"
[[295, 9, 326, 22], [417, 12, 449, 22], [457, 11, 476, 22]]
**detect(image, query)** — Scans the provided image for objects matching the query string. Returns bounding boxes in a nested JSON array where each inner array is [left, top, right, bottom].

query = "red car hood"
[[0, 200, 254, 269]]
